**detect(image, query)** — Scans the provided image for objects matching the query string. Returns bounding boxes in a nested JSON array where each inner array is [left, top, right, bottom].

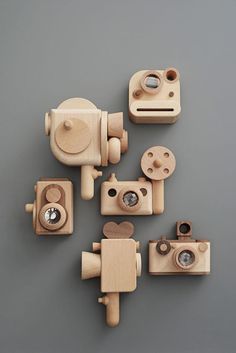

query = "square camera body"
[[26, 178, 73, 235], [129, 68, 181, 124], [101, 177, 153, 216], [149, 221, 210, 275]]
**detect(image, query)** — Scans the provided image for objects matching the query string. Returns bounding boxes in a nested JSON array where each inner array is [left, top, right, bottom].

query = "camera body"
[[149, 221, 210, 275], [45, 98, 128, 200], [129, 68, 181, 124], [81, 221, 141, 327], [25, 178, 73, 235], [101, 175, 153, 215], [101, 146, 176, 216]]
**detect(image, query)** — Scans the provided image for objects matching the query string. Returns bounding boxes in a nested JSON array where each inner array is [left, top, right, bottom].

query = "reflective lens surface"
[[178, 250, 195, 267], [44, 207, 61, 224], [145, 75, 161, 89], [123, 192, 139, 207]]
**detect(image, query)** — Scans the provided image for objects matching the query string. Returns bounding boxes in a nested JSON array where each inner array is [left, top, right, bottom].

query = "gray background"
[[0, 0, 235, 352]]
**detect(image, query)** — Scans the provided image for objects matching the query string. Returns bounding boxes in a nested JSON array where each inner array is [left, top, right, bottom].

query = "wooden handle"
[[152, 179, 164, 214], [98, 292, 120, 327], [81, 165, 102, 200]]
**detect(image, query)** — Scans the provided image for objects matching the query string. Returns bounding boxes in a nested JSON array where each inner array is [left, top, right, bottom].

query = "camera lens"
[[145, 74, 161, 89], [123, 191, 139, 207], [44, 207, 61, 224], [178, 250, 195, 267]]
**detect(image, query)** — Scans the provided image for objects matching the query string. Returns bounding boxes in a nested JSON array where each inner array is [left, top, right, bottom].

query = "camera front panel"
[[35, 179, 73, 235], [149, 240, 210, 275], [101, 180, 153, 215]]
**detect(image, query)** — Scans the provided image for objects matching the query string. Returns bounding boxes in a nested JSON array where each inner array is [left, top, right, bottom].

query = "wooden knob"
[[198, 242, 208, 253], [64, 119, 73, 130], [25, 203, 34, 213]]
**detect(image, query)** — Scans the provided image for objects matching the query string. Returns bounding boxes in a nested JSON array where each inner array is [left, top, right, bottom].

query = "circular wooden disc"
[[45, 187, 62, 203], [141, 146, 176, 180], [55, 118, 91, 154]]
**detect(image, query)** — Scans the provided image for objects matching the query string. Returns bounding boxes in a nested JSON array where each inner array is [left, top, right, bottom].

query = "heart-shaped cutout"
[[103, 221, 134, 239]]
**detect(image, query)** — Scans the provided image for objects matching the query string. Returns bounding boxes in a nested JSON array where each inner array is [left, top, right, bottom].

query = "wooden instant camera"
[[45, 98, 128, 200], [129, 68, 181, 124], [81, 222, 141, 327], [149, 221, 210, 275], [101, 146, 176, 215], [25, 178, 73, 235]]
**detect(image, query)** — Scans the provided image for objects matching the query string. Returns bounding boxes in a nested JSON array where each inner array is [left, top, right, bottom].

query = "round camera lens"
[[145, 75, 160, 89], [178, 250, 195, 267], [44, 207, 61, 224], [123, 191, 139, 207]]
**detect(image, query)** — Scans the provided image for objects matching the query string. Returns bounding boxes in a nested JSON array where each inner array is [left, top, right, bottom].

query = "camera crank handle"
[[98, 292, 120, 327], [81, 165, 102, 200]]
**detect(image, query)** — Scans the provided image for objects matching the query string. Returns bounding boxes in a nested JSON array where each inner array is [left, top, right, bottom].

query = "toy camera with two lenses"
[[25, 178, 73, 235]]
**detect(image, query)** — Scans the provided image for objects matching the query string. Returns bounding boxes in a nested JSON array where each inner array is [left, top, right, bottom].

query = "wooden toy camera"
[[25, 178, 73, 235], [101, 146, 176, 215], [45, 98, 128, 200], [81, 222, 141, 327], [149, 221, 210, 275], [129, 68, 181, 124]]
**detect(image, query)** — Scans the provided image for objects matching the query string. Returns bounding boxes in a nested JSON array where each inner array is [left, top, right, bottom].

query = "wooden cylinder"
[[98, 292, 120, 327], [25, 203, 34, 213], [81, 165, 102, 200], [108, 113, 123, 138], [81, 252, 101, 280], [152, 180, 164, 214]]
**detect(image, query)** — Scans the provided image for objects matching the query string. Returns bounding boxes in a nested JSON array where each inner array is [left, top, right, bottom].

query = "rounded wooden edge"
[[39, 203, 67, 231], [101, 111, 108, 166], [136, 253, 142, 277], [163, 67, 180, 84], [103, 221, 135, 239], [57, 97, 97, 110], [173, 246, 199, 271], [45, 113, 51, 136], [141, 146, 176, 181], [108, 137, 121, 164], [117, 187, 143, 212], [140, 70, 163, 95], [120, 129, 128, 154]]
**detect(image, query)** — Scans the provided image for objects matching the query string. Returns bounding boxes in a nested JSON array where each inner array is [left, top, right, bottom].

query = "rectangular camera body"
[[149, 239, 210, 275], [101, 178, 153, 215], [129, 69, 181, 124], [49, 109, 102, 166], [101, 239, 137, 293], [35, 178, 73, 235]]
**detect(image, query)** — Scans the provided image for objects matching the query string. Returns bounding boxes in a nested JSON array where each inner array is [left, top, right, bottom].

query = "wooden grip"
[[98, 292, 120, 327], [81, 165, 102, 200], [152, 179, 164, 214]]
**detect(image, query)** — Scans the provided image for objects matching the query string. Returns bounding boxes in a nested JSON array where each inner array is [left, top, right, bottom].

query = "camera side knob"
[[156, 239, 171, 255]]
